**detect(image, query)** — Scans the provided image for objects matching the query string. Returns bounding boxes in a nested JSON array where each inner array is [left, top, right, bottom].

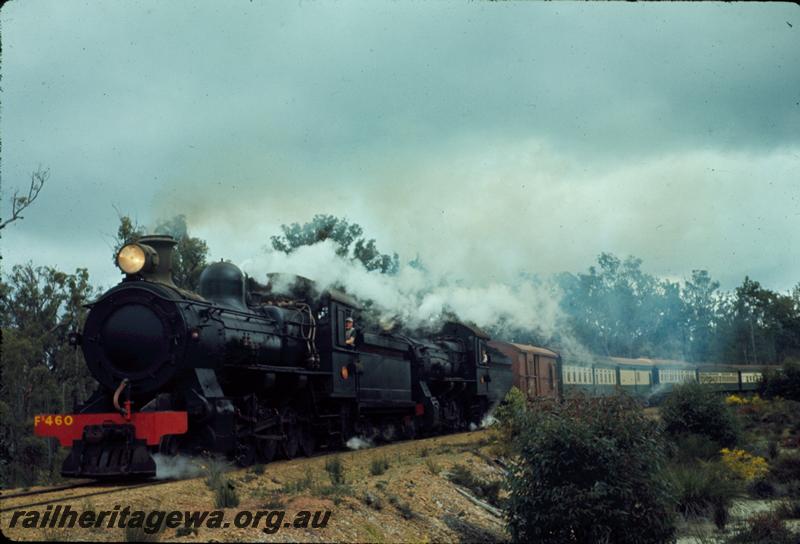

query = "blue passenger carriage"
[[735, 366, 765, 393], [611, 357, 656, 399], [697, 365, 741, 392]]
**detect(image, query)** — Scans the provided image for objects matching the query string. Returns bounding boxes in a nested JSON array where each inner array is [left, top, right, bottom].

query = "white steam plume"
[[241, 241, 565, 341], [153, 454, 204, 480], [345, 436, 375, 450]]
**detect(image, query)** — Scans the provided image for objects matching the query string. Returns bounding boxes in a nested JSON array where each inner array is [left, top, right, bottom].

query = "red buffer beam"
[[33, 411, 188, 447]]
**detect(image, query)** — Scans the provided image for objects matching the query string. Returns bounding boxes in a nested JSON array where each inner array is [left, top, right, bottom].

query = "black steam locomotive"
[[35, 235, 512, 478]]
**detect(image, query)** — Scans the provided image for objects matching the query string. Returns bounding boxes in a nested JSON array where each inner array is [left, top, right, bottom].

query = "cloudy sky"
[[1, 1, 798, 293]]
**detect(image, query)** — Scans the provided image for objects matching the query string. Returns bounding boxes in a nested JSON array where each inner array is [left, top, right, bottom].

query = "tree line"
[[554, 254, 800, 365], [1, 212, 798, 487]]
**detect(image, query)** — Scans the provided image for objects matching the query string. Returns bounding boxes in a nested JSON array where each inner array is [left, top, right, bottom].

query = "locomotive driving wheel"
[[299, 423, 315, 457], [380, 422, 398, 442], [235, 440, 257, 467], [256, 438, 277, 463], [279, 407, 300, 459], [402, 417, 416, 440]]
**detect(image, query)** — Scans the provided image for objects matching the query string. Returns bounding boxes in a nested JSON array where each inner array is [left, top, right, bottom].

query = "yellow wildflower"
[[725, 394, 747, 405], [720, 448, 769, 481]]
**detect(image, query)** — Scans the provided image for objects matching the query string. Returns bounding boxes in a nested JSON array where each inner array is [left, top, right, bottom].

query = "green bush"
[[748, 478, 777, 499], [369, 457, 389, 476], [759, 361, 800, 402], [775, 499, 800, 520], [387, 494, 414, 520], [666, 462, 740, 528], [770, 454, 800, 483], [424, 457, 439, 475], [362, 491, 383, 510], [661, 382, 740, 447], [494, 386, 527, 429], [325, 456, 345, 485], [493, 387, 528, 453], [316, 483, 352, 505], [782, 481, 800, 498], [202, 454, 233, 490], [753, 399, 800, 430], [670, 433, 722, 463], [212, 478, 240, 508], [201, 454, 239, 508], [258, 492, 285, 510], [505, 394, 675, 544], [726, 511, 797, 544], [283, 473, 314, 493], [11, 436, 48, 487]]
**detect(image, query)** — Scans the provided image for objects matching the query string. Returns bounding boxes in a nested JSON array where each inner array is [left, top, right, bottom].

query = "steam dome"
[[198, 261, 247, 310]]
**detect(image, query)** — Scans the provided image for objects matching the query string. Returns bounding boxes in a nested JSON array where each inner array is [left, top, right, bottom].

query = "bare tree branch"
[[0, 167, 50, 230]]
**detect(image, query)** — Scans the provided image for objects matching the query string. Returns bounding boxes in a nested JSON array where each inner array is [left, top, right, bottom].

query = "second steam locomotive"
[[35, 235, 513, 478]]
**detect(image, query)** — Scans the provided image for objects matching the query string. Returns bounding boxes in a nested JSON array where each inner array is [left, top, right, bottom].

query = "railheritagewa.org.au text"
[[9, 505, 331, 535]]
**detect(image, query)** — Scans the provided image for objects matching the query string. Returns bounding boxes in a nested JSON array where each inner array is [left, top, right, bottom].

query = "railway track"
[[1, 480, 95, 501], [0, 479, 176, 513]]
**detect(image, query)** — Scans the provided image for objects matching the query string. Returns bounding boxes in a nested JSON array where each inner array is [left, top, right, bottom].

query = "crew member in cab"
[[345, 316, 357, 347]]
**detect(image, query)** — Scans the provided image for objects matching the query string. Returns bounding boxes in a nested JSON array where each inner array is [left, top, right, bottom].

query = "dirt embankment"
[[1, 430, 509, 543]]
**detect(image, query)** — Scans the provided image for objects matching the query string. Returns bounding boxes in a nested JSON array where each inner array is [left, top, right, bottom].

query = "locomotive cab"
[[440, 321, 493, 394]]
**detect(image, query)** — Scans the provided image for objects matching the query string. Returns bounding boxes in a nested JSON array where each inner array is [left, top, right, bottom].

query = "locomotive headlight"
[[117, 243, 157, 275]]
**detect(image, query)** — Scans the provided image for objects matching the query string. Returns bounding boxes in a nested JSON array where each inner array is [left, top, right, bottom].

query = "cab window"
[[336, 307, 358, 347]]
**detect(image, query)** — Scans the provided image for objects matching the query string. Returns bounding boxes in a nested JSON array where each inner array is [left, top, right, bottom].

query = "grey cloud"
[[1, 1, 798, 293], [166, 138, 799, 292]]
